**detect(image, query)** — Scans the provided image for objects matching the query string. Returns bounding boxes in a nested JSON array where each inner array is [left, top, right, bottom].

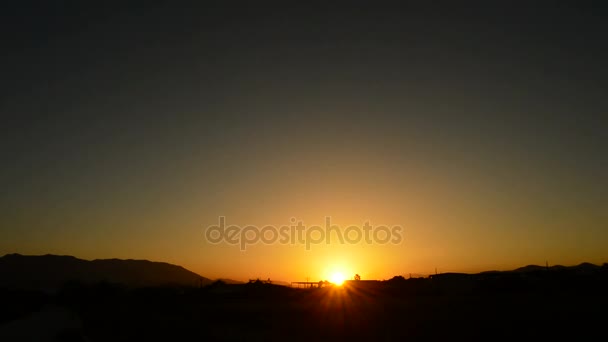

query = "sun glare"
[[330, 272, 345, 286]]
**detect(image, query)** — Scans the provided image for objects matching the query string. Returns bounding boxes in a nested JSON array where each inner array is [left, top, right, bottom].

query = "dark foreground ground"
[[1, 272, 607, 341]]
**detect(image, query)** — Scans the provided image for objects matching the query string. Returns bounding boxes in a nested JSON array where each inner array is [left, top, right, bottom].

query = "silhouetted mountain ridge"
[[0, 253, 211, 292], [511, 262, 602, 274]]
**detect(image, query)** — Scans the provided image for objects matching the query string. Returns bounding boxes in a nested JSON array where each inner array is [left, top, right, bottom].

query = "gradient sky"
[[1, 2, 607, 282]]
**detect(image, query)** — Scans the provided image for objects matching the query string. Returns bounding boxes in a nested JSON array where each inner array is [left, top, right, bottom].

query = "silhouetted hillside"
[[0, 254, 211, 292], [509, 262, 602, 274], [513, 264, 548, 273]]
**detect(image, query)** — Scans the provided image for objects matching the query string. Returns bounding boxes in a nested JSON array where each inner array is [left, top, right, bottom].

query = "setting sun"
[[330, 272, 346, 286]]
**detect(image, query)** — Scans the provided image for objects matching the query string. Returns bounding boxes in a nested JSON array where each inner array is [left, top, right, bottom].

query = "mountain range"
[[481, 262, 606, 275], [0, 253, 212, 292]]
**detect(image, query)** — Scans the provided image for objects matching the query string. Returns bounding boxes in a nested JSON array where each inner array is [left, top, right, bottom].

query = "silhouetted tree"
[[354, 274, 361, 281], [388, 275, 406, 283]]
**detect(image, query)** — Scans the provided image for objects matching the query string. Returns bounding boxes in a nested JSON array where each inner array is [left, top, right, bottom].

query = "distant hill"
[[511, 262, 602, 274], [0, 254, 212, 292], [513, 264, 548, 273], [420, 262, 607, 279]]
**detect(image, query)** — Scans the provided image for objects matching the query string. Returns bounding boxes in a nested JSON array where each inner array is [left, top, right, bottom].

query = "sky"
[[1, 1, 607, 282]]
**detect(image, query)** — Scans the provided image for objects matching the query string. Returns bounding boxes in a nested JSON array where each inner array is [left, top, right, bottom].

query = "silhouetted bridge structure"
[[290, 281, 324, 289]]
